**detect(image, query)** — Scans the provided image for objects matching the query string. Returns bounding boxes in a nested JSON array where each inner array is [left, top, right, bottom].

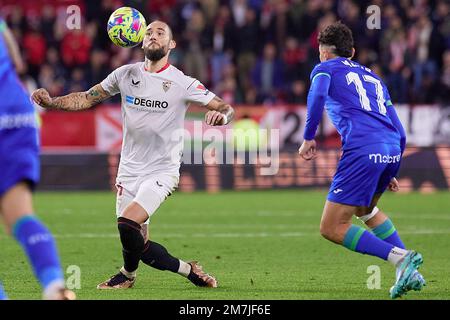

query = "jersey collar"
[[144, 62, 171, 73]]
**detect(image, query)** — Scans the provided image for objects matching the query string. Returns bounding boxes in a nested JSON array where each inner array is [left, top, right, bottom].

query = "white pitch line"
[[50, 232, 309, 239], [2, 229, 448, 240], [154, 223, 318, 229], [52, 230, 450, 238], [389, 214, 450, 220]]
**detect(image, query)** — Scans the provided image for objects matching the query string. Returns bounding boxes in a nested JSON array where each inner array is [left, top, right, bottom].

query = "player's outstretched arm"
[[32, 84, 111, 111], [204, 96, 235, 126]]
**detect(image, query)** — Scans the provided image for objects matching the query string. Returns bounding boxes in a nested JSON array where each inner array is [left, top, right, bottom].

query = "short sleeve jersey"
[[101, 62, 215, 178]]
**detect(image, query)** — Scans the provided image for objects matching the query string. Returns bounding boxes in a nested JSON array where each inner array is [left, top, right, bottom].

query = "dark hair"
[[318, 21, 354, 58]]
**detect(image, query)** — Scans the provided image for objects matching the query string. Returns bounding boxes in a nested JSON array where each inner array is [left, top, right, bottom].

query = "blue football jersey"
[[0, 18, 40, 196], [310, 57, 400, 150], [0, 18, 34, 116]]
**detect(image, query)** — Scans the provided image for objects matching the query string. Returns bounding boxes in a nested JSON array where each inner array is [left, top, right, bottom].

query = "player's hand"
[[31, 88, 53, 108], [298, 139, 317, 161], [388, 177, 399, 192], [205, 110, 226, 126]]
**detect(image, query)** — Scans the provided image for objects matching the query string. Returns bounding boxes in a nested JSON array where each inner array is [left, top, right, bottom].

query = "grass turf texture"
[[1, 190, 449, 300]]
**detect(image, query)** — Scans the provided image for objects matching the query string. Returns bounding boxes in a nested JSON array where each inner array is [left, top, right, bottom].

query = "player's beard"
[[144, 44, 168, 62]]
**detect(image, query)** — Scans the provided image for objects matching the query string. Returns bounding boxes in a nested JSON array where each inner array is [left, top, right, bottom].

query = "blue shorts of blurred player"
[[0, 124, 40, 197]]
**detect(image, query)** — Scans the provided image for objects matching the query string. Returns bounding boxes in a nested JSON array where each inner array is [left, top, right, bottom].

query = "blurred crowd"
[[2, 0, 450, 106]]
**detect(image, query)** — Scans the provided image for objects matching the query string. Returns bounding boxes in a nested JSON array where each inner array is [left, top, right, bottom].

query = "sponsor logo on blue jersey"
[[369, 153, 401, 164], [0, 113, 37, 130]]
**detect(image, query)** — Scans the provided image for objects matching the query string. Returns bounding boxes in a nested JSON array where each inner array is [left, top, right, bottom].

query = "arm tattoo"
[[50, 85, 110, 111], [50, 92, 91, 111], [87, 88, 106, 105]]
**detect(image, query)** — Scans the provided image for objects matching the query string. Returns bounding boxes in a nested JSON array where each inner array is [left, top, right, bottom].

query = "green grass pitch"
[[1, 190, 449, 300]]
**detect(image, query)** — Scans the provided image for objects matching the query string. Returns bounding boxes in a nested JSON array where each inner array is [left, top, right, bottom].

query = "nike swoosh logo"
[[132, 80, 140, 85], [156, 181, 163, 187]]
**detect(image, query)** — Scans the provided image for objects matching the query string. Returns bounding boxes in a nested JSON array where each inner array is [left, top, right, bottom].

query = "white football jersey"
[[100, 62, 215, 179]]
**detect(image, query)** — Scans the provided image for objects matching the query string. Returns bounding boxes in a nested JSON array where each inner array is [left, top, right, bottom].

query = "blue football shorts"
[[0, 124, 40, 197], [327, 143, 402, 207]]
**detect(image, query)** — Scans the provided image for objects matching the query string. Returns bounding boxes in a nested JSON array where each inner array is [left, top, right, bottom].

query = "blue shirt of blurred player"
[[0, 18, 39, 196]]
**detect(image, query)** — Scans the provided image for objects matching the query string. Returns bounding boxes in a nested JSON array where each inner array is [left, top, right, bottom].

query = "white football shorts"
[[115, 174, 179, 224]]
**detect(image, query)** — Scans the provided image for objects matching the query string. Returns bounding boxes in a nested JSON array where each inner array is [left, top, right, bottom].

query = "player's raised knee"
[[121, 202, 149, 225]]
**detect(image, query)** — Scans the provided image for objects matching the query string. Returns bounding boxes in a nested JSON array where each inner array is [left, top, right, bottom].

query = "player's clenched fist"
[[205, 110, 226, 126], [31, 88, 52, 108], [388, 177, 399, 192], [298, 139, 317, 161]]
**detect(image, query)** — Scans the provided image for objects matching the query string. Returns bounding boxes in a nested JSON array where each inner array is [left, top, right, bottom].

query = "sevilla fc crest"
[[162, 81, 172, 92]]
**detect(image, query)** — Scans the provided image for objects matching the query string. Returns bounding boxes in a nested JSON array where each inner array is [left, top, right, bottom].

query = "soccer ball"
[[107, 7, 147, 48]]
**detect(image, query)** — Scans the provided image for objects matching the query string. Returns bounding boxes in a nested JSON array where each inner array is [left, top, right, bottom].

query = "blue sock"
[[343, 225, 394, 260], [372, 218, 405, 249], [13, 215, 64, 290], [0, 282, 7, 300]]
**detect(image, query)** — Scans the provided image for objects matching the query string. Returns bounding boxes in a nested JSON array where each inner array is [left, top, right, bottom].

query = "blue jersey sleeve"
[[383, 85, 406, 153], [386, 100, 406, 154], [309, 63, 331, 82], [303, 64, 331, 140]]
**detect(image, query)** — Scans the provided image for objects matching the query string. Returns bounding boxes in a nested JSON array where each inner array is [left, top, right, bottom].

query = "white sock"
[[42, 279, 65, 300], [178, 260, 191, 277], [387, 247, 408, 266], [120, 266, 136, 279]]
